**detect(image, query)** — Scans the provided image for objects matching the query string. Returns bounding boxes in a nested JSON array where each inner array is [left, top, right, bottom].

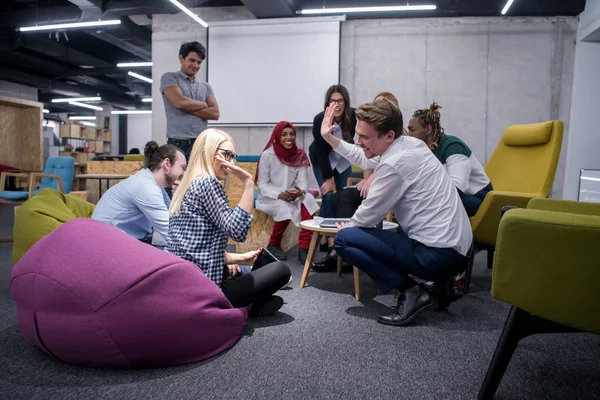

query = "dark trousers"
[[332, 187, 363, 218], [166, 138, 196, 198], [459, 182, 493, 216], [334, 227, 468, 294], [312, 165, 352, 218], [167, 138, 195, 161], [221, 261, 290, 308]]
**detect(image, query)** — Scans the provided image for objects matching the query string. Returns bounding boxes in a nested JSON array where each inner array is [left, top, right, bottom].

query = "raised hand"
[[320, 105, 337, 139], [216, 155, 253, 182]]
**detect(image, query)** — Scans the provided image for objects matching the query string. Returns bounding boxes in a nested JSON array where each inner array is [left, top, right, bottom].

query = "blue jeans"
[[312, 165, 353, 218], [459, 182, 494, 216], [233, 265, 252, 278], [334, 227, 468, 294]]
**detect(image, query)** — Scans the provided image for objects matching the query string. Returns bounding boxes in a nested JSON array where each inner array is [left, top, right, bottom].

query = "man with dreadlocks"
[[319, 99, 472, 326], [407, 102, 492, 216]]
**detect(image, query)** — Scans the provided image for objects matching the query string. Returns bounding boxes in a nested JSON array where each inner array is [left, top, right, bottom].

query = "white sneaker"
[[281, 275, 293, 289]]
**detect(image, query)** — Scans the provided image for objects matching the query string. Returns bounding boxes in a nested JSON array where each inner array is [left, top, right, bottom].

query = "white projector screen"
[[207, 19, 341, 125]]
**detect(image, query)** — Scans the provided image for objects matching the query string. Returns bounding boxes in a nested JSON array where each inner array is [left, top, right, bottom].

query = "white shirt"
[[328, 124, 352, 173], [255, 147, 319, 224], [335, 136, 472, 256]]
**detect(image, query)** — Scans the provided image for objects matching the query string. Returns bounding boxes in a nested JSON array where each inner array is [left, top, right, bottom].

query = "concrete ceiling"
[[0, 0, 587, 114]]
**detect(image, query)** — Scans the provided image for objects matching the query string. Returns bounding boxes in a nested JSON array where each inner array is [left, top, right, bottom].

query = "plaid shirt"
[[167, 176, 253, 286]]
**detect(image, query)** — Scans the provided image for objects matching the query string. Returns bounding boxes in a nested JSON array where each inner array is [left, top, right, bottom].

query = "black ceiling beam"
[[240, 0, 295, 18], [59, 66, 130, 77], [85, 30, 151, 61], [0, 48, 130, 93], [102, 0, 185, 18], [0, 6, 82, 28], [0, 66, 142, 109], [5, 34, 113, 68]]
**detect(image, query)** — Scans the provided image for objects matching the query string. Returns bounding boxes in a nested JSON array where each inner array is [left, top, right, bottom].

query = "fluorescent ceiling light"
[[81, 121, 96, 127], [20, 20, 120, 32], [69, 116, 96, 121], [69, 101, 103, 111], [43, 109, 49, 114], [128, 71, 153, 83], [141, 98, 153, 102], [168, 0, 208, 27], [298, 5, 436, 15], [52, 96, 101, 103], [111, 110, 152, 115], [117, 62, 153, 68], [501, 0, 515, 15]]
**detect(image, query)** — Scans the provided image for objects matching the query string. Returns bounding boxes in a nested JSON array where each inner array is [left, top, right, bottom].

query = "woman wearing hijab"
[[256, 121, 319, 264]]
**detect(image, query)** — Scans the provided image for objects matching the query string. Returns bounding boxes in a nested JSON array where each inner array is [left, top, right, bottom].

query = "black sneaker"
[[266, 245, 287, 260], [248, 296, 284, 318], [430, 279, 463, 309]]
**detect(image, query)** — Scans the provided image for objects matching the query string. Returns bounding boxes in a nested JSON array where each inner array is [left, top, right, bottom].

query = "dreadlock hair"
[[412, 101, 444, 150]]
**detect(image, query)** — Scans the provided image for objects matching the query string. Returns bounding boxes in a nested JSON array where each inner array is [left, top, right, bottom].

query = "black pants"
[[220, 261, 290, 308], [167, 138, 195, 161], [332, 187, 364, 218]]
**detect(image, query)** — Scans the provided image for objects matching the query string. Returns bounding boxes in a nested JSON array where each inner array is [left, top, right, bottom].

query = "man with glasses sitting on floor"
[[319, 99, 472, 326]]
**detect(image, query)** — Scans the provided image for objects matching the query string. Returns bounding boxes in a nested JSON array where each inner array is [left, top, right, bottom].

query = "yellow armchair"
[[478, 198, 600, 399], [472, 120, 563, 265]]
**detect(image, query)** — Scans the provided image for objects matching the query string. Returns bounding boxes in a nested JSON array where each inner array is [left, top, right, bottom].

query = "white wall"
[[563, 1, 600, 200], [127, 114, 153, 153], [0, 80, 37, 101], [153, 7, 577, 196]]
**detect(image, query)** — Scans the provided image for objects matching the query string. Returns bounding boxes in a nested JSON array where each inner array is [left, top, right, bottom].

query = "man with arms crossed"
[[161, 41, 220, 159], [320, 99, 472, 326]]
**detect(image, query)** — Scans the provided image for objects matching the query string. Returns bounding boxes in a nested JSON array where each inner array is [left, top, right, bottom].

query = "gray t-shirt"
[[160, 70, 215, 140]]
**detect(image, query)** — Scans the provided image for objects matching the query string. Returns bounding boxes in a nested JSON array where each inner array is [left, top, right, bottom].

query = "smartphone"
[[252, 247, 279, 271]]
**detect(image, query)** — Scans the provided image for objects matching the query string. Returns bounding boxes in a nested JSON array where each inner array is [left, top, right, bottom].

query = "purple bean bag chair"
[[10, 218, 247, 367]]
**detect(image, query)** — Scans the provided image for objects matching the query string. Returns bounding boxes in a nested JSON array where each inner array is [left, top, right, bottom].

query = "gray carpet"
[[0, 205, 599, 399]]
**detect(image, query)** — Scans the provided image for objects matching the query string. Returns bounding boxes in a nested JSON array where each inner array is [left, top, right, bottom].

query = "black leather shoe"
[[311, 254, 337, 272], [377, 283, 438, 326], [430, 278, 463, 309], [298, 248, 309, 264]]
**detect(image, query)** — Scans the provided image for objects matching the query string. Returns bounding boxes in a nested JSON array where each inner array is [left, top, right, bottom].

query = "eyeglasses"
[[217, 148, 238, 162], [329, 98, 345, 105]]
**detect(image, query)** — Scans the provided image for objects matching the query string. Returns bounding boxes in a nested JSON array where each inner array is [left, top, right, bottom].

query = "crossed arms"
[[163, 85, 220, 120]]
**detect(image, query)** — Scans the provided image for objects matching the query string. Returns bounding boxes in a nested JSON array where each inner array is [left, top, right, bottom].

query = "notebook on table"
[[319, 218, 351, 228]]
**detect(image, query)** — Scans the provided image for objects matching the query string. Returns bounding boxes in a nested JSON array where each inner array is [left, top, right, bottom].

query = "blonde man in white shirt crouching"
[[320, 100, 472, 326]]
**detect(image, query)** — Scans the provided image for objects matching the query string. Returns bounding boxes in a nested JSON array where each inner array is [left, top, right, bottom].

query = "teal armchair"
[[479, 198, 600, 399], [0, 156, 75, 242]]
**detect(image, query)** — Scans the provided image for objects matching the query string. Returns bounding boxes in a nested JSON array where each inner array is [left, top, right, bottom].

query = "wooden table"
[[299, 219, 399, 300], [76, 174, 131, 198]]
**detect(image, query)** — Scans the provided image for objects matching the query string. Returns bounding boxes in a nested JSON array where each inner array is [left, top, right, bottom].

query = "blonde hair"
[[169, 128, 234, 216]]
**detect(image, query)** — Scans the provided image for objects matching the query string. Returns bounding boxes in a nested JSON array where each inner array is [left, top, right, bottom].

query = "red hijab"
[[255, 121, 311, 184]]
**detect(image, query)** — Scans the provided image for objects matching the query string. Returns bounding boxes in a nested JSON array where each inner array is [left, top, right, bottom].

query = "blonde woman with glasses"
[[167, 128, 291, 317]]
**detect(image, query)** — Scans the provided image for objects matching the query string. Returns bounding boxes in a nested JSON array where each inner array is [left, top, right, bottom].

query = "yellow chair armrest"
[[346, 177, 362, 186], [470, 190, 542, 248], [493, 208, 600, 334], [528, 198, 600, 216]]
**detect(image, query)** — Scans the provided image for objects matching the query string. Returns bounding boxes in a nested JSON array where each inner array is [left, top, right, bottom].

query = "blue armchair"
[[0, 156, 75, 242]]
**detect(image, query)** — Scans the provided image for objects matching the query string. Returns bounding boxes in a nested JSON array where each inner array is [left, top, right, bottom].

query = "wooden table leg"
[[300, 232, 320, 288], [353, 266, 360, 300], [336, 256, 342, 277]]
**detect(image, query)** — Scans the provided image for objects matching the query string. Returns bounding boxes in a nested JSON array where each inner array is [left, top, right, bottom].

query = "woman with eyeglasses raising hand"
[[308, 84, 357, 255], [167, 128, 291, 318]]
